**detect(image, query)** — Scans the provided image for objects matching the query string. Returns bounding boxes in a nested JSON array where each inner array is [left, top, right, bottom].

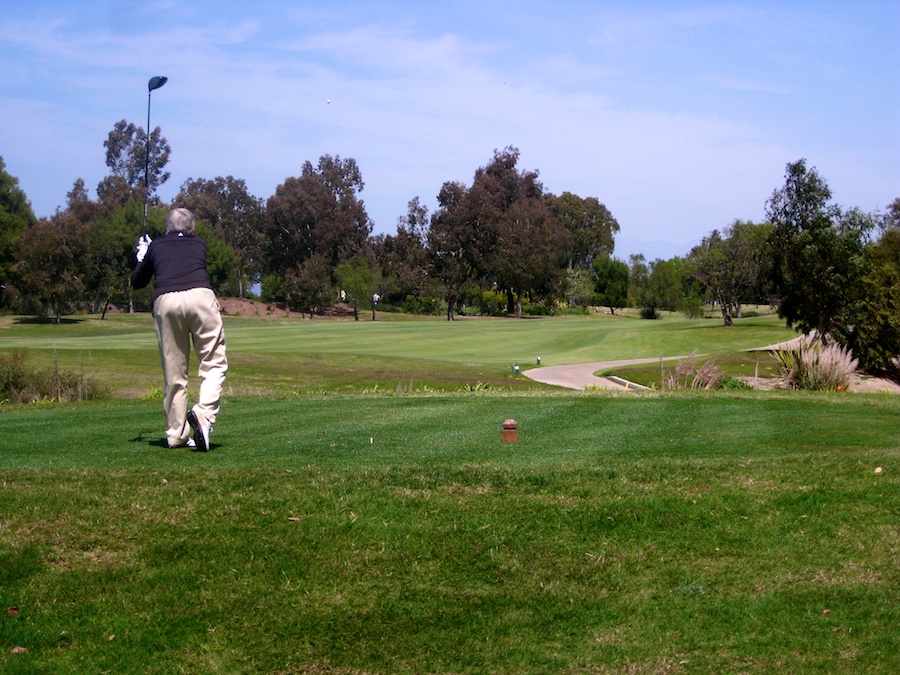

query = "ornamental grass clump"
[[773, 333, 858, 391], [661, 351, 724, 390]]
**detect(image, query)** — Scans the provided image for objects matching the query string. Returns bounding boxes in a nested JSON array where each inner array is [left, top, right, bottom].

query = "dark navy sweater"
[[131, 232, 213, 304]]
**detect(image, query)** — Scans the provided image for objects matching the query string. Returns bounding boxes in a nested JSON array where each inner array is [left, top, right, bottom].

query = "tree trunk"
[[721, 302, 733, 327]]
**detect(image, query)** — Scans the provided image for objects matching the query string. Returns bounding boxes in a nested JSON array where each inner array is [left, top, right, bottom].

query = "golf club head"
[[148, 76, 168, 91]]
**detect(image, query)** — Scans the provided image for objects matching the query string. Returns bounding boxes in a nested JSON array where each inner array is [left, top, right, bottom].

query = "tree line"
[[0, 120, 898, 372]]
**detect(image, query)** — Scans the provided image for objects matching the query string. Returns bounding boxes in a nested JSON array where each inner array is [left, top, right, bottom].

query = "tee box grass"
[[1, 311, 898, 673]]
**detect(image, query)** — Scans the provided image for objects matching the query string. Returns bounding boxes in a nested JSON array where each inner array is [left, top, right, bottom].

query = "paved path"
[[524, 340, 803, 390], [526, 337, 900, 393], [523, 357, 681, 390]]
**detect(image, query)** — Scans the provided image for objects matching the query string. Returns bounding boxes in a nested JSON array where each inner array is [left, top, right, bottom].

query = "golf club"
[[142, 76, 167, 236]]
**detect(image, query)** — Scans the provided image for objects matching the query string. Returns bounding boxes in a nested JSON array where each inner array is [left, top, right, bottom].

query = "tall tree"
[[336, 256, 379, 321], [467, 147, 569, 316], [11, 214, 89, 322], [0, 157, 37, 306], [491, 192, 569, 317], [427, 181, 474, 320], [552, 191, 620, 269], [102, 119, 171, 203], [64, 180, 133, 315], [882, 197, 900, 234], [628, 254, 687, 318], [766, 159, 873, 337], [264, 155, 371, 282], [373, 197, 432, 306], [593, 255, 629, 314], [837, 227, 900, 371], [284, 254, 333, 318], [174, 176, 265, 298]]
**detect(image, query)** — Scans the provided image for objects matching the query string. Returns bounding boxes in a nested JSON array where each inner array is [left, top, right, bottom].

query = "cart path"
[[523, 357, 685, 390], [523, 339, 804, 391], [521, 336, 900, 392]]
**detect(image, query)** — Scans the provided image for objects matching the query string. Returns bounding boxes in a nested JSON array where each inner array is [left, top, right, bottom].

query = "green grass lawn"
[[1, 311, 897, 673], [0, 310, 797, 398]]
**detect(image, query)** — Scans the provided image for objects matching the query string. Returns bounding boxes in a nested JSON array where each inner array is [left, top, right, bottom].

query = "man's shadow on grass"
[[129, 433, 219, 452]]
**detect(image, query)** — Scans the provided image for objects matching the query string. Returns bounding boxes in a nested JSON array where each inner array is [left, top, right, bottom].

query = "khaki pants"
[[153, 288, 228, 447]]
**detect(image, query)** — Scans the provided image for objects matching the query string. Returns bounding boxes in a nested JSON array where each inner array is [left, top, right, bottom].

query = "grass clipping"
[[773, 333, 858, 391]]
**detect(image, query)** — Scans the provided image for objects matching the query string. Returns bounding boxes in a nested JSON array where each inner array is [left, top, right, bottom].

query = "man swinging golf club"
[[132, 208, 227, 451]]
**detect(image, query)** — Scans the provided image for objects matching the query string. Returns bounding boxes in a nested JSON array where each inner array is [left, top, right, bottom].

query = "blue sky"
[[2, 1, 897, 260]]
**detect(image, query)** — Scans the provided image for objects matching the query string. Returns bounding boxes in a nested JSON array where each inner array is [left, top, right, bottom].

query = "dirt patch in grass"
[[218, 297, 356, 319]]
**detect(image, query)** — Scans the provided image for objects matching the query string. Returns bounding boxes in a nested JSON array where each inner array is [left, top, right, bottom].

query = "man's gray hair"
[[166, 208, 196, 234]]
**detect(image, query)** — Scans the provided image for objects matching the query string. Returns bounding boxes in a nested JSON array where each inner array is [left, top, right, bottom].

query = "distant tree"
[[264, 155, 371, 283], [629, 254, 687, 318], [285, 254, 333, 318], [650, 257, 691, 313], [689, 229, 738, 326], [428, 181, 477, 320], [728, 220, 774, 308], [0, 157, 37, 306], [490, 191, 569, 317], [565, 268, 596, 309], [174, 176, 265, 298], [373, 197, 431, 305], [628, 254, 653, 315], [464, 147, 569, 317], [65, 181, 136, 315], [102, 119, 171, 203], [11, 214, 88, 322], [552, 191, 620, 269], [880, 197, 900, 235], [683, 220, 774, 322], [593, 255, 629, 314], [836, 228, 900, 371], [195, 222, 239, 297], [336, 256, 379, 321], [766, 159, 874, 338]]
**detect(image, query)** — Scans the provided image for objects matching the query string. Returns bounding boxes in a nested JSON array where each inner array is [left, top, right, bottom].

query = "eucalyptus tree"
[[174, 176, 265, 298], [766, 159, 873, 338], [372, 197, 432, 306], [102, 119, 171, 203], [0, 156, 36, 305], [552, 191, 620, 269], [593, 255, 629, 315], [264, 155, 371, 286]]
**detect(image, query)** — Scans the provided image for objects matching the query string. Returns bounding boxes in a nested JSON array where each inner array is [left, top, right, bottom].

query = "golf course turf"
[[1, 311, 898, 673]]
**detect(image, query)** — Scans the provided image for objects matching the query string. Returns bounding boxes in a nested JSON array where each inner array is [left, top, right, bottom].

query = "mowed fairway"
[[1, 312, 898, 673], [0, 311, 797, 397]]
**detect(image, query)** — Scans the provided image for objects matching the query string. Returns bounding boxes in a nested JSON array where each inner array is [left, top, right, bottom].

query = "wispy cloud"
[[1, 1, 896, 260]]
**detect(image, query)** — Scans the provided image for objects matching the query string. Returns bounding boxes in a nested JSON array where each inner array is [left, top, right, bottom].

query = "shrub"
[[773, 334, 858, 391], [721, 376, 753, 390], [480, 291, 506, 316], [521, 303, 553, 316], [640, 306, 661, 320], [680, 295, 707, 319], [402, 295, 440, 315], [0, 350, 107, 403], [260, 274, 285, 303]]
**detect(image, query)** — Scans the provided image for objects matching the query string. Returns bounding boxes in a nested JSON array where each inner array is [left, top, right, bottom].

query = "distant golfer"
[[132, 207, 227, 451]]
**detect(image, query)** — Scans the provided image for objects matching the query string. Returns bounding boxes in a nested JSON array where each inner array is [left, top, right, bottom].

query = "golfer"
[[132, 208, 227, 451]]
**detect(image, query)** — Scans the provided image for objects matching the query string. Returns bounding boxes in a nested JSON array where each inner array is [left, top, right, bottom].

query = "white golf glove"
[[135, 235, 152, 262]]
